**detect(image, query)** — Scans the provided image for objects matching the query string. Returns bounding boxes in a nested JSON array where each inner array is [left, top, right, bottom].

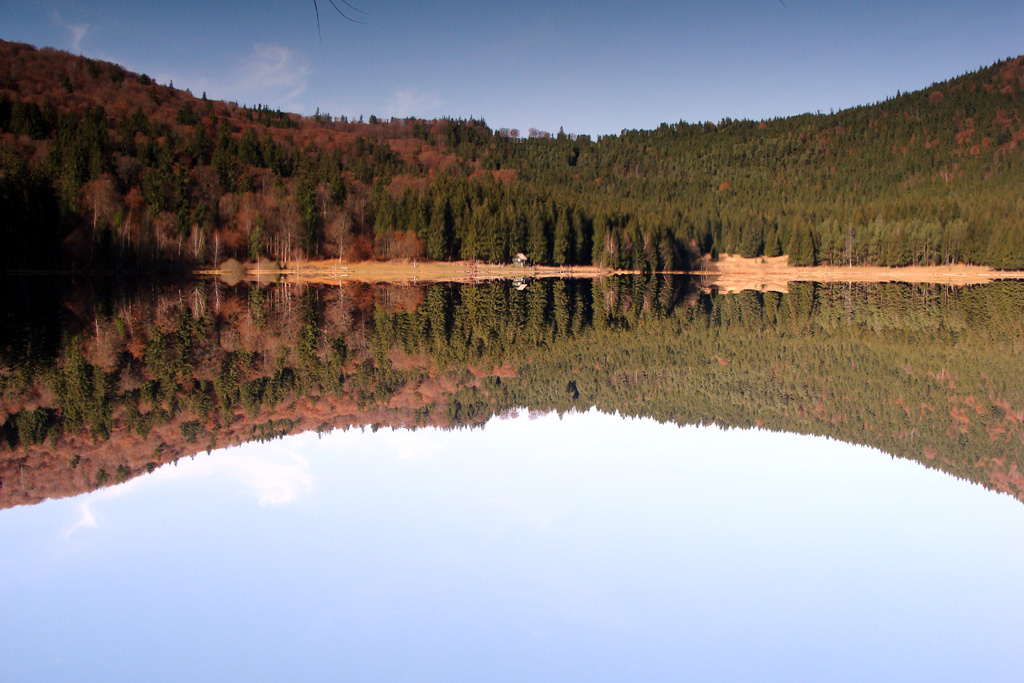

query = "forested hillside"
[[2, 39, 1024, 271]]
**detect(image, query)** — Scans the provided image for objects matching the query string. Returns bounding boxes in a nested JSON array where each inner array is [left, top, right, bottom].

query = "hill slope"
[[1, 39, 1023, 271]]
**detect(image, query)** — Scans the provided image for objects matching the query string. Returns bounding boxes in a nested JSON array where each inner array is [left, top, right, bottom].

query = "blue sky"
[[3, 1, 1024, 135]]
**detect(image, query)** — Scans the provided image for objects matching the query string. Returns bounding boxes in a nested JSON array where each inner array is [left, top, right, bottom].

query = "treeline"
[[0, 87, 685, 271], [370, 175, 686, 269], [488, 59, 1024, 268], [1, 39, 1024, 270]]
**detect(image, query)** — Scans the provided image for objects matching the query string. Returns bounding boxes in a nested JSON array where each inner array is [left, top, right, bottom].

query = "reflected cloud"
[[224, 448, 313, 506], [64, 500, 97, 539], [62, 447, 311, 539], [62, 475, 144, 539], [152, 446, 313, 507], [377, 427, 445, 463]]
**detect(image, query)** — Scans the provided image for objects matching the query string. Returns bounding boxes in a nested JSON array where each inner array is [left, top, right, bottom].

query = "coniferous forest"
[[2, 39, 1024, 272]]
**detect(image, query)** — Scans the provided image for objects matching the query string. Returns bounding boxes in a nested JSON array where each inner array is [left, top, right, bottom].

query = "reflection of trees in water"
[[2, 277, 1024, 507]]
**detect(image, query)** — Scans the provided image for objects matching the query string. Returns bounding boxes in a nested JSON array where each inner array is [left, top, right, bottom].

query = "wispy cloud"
[[53, 11, 89, 52], [387, 89, 443, 117], [152, 43, 311, 112], [224, 43, 311, 107]]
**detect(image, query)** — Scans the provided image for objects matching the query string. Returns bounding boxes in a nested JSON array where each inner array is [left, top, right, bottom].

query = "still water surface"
[[3, 409, 1024, 681], [2, 276, 1024, 680]]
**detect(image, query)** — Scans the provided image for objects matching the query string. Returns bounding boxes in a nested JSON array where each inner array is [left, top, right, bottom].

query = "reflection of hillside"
[[2, 277, 1023, 508]]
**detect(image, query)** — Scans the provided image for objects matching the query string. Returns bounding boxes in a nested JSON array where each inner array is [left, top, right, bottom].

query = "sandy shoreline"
[[196, 255, 1024, 289], [683, 255, 1024, 292]]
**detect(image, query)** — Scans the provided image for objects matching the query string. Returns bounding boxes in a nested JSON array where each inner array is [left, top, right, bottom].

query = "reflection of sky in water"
[[3, 409, 1024, 682]]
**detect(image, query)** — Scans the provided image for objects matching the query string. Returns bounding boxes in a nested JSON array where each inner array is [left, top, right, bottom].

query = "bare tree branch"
[[314, 0, 366, 41], [329, 0, 367, 16]]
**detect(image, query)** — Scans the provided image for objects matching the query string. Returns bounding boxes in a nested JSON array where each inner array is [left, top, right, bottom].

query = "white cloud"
[[53, 11, 88, 52], [225, 43, 311, 107], [387, 89, 443, 117]]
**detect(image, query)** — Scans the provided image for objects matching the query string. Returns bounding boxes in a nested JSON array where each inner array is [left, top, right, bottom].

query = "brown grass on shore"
[[199, 258, 616, 285], [198, 255, 1024, 289], [686, 255, 1024, 293]]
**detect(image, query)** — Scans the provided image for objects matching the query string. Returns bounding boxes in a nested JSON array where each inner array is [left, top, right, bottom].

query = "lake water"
[[2, 276, 1023, 681]]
